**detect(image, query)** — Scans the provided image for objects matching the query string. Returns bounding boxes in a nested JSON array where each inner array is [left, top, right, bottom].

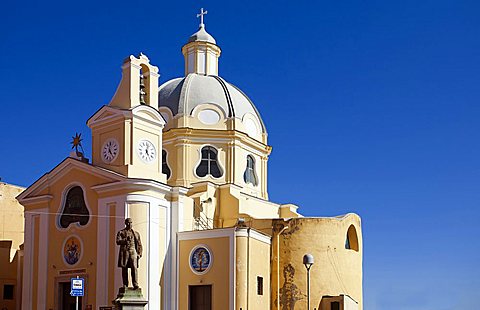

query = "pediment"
[[132, 105, 165, 126], [87, 105, 130, 128], [17, 157, 124, 204]]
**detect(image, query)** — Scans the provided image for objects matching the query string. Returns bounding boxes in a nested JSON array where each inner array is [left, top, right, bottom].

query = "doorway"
[[58, 281, 82, 310], [189, 285, 212, 310]]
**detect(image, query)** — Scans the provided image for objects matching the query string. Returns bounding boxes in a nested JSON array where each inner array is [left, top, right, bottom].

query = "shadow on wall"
[[0, 240, 23, 310], [277, 263, 306, 310]]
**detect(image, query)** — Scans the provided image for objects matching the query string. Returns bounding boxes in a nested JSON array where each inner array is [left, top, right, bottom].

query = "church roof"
[[187, 25, 216, 44], [158, 73, 266, 133]]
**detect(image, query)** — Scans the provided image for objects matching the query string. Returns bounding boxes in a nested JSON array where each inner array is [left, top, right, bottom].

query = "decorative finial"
[[197, 8, 208, 28], [71, 132, 85, 155]]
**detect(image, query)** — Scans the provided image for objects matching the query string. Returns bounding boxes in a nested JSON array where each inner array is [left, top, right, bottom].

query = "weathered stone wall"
[[269, 215, 363, 310]]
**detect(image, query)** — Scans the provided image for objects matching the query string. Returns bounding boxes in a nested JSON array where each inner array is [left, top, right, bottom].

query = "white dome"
[[187, 25, 216, 44], [158, 73, 266, 134]]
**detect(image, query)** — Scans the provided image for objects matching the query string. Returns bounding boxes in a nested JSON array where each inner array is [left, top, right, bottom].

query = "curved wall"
[[271, 215, 363, 310]]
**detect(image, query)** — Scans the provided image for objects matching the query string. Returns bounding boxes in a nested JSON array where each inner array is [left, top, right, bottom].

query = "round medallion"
[[190, 245, 212, 274], [63, 235, 82, 266], [137, 139, 156, 163], [101, 138, 119, 163]]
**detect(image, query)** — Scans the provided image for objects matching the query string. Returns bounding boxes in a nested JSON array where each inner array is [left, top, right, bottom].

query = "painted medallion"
[[190, 246, 212, 274], [63, 235, 82, 265]]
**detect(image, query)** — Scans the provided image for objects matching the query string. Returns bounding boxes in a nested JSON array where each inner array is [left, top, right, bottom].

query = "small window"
[[196, 146, 223, 178], [345, 225, 359, 252], [243, 155, 258, 186], [331, 301, 340, 310], [257, 276, 263, 295], [3, 284, 14, 300], [162, 150, 171, 179]]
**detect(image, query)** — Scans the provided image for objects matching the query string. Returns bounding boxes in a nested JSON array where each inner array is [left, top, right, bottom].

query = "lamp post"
[[303, 254, 314, 310]]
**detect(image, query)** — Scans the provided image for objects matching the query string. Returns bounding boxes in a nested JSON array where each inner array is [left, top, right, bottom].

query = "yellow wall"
[[43, 168, 101, 309], [267, 215, 363, 310], [0, 182, 25, 260], [178, 228, 271, 310], [235, 229, 271, 310], [178, 236, 231, 310], [0, 182, 25, 310], [163, 127, 271, 200]]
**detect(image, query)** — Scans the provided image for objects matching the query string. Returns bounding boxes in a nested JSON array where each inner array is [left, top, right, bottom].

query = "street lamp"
[[303, 254, 314, 310]]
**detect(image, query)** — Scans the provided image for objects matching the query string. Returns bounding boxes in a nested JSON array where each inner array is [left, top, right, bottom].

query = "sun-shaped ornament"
[[71, 132, 85, 155]]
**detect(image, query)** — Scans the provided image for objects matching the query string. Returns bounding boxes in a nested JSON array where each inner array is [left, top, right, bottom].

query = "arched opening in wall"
[[243, 155, 258, 186], [58, 186, 90, 229], [139, 64, 150, 105], [345, 225, 359, 251], [196, 146, 223, 178]]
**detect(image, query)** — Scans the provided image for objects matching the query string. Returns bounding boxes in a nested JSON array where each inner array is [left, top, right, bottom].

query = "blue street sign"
[[70, 277, 84, 297]]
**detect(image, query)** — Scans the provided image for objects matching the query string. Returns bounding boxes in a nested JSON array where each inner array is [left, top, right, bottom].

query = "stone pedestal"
[[113, 287, 147, 310]]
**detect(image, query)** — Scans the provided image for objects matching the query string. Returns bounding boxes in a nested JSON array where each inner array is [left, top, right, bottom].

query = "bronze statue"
[[116, 218, 143, 289]]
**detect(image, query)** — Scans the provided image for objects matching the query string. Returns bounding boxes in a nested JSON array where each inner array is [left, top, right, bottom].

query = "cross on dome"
[[197, 8, 208, 27]]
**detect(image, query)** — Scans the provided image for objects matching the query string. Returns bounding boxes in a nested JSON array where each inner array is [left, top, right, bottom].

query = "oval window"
[[198, 109, 221, 125]]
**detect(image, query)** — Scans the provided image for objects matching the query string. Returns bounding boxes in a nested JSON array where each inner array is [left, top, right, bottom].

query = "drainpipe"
[[276, 225, 289, 310]]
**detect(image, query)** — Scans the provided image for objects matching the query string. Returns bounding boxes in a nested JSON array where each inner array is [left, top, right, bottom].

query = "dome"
[[187, 25, 216, 44], [158, 73, 266, 135]]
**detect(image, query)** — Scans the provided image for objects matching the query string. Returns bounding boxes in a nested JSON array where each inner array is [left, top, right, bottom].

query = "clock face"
[[101, 138, 119, 163], [137, 139, 156, 163]]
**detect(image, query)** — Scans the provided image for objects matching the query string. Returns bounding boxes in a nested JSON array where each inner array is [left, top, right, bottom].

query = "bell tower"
[[109, 53, 159, 109], [87, 54, 167, 182]]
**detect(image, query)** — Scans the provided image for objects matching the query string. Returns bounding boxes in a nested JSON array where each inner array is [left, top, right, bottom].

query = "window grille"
[[196, 146, 222, 178]]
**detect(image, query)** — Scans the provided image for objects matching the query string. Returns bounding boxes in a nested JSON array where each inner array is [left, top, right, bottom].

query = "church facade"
[[16, 14, 363, 310]]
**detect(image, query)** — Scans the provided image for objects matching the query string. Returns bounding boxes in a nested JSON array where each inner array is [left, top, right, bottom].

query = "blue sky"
[[1, 0, 479, 309]]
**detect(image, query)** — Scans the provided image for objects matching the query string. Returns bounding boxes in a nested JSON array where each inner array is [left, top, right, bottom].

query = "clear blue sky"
[[1, 1, 479, 309]]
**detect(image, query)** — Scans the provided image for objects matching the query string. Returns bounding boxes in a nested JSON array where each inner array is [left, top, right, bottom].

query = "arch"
[[139, 64, 151, 105], [159, 106, 174, 124], [242, 113, 260, 138], [57, 183, 91, 230], [345, 225, 359, 252], [191, 103, 227, 121], [132, 105, 165, 125], [243, 155, 258, 186], [195, 146, 223, 178]]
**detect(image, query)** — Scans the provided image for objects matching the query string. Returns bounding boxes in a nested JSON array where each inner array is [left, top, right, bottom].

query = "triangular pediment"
[[86, 105, 131, 128], [17, 157, 125, 204]]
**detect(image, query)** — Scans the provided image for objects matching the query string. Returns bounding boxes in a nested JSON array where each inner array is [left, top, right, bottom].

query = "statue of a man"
[[116, 218, 143, 289]]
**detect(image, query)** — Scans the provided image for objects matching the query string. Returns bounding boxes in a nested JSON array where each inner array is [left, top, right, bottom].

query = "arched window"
[[139, 65, 150, 105], [59, 186, 90, 229], [196, 146, 222, 178], [243, 155, 258, 186], [345, 225, 359, 251], [162, 150, 171, 179]]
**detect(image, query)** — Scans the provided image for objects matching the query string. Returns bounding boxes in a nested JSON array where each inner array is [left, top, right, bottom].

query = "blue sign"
[[70, 278, 84, 297]]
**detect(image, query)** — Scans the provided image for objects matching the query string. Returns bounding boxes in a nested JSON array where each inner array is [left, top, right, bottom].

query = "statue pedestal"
[[113, 287, 147, 310]]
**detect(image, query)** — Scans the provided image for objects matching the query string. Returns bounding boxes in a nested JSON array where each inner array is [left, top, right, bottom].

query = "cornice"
[[91, 178, 172, 194], [16, 158, 124, 201], [163, 127, 272, 154], [17, 194, 53, 206]]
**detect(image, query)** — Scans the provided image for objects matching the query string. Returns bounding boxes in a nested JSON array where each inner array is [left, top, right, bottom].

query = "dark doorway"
[[58, 282, 82, 310], [189, 285, 212, 310], [331, 301, 340, 310]]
